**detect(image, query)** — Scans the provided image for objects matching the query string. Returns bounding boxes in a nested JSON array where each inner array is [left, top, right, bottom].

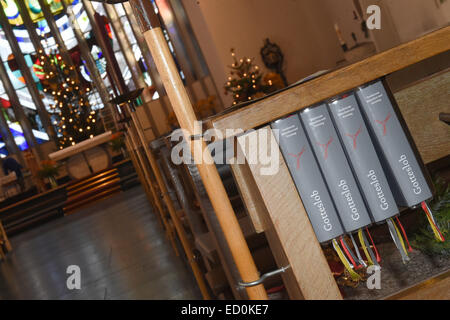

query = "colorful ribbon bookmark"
[[358, 228, 379, 266], [421, 201, 445, 242], [387, 218, 410, 263], [332, 238, 361, 281]]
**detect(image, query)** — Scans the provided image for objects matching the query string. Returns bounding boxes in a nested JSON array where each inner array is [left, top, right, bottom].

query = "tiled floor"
[[0, 186, 202, 300]]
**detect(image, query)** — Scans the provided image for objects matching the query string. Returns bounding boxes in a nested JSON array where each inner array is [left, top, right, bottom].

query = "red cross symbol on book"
[[316, 137, 333, 160], [346, 125, 363, 149], [375, 112, 391, 136], [288, 146, 306, 170]]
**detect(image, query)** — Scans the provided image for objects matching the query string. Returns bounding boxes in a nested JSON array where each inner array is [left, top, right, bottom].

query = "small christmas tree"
[[224, 49, 269, 106], [36, 48, 101, 149]]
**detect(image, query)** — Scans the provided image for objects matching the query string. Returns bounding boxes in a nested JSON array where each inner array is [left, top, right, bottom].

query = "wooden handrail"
[[205, 26, 450, 136]]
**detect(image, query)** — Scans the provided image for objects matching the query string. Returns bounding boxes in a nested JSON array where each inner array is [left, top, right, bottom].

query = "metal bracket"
[[237, 265, 290, 289]]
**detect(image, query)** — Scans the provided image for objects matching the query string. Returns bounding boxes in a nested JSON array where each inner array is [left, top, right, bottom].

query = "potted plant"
[[109, 132, 127, 159], [38, 160, 60, 188]]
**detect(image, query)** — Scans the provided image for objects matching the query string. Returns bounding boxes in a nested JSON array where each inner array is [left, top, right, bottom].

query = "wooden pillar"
[[61, 0, 119, 132], [0, 106, 22, 164], [129, 0, 267, 299], [125, 138, 159, 215], [0, 4, 56, 143], [124, 128, 179, 256], [37, 0, 76, 70], [182, 160, 247, 299], [82, 0, 128, 94], [0, 220, 12, 252], [103, 3, 161, 136], [159, 145, 207, 236], [0, 54, 39, 162], [103, 3, 146, 90], [167, 0, 224, 111], [128, 109, 211, 300], [230, 160, 304, 299]]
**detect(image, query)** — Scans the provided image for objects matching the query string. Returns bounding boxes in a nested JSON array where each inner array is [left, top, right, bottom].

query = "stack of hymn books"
[[271, 79, 443, 276]]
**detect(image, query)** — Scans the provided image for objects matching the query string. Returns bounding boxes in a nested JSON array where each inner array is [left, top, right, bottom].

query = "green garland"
[[412, 176, 450, 256]]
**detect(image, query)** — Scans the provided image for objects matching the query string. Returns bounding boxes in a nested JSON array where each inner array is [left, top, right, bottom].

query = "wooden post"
[[124, 129, 179, 256], [0, 221, 12, 252], [128, 110, 211, 300], [124, 135, 162, 228], [182, 159, 248, 299], [159, 145, 207, 236], [129, 0, 268, 300]]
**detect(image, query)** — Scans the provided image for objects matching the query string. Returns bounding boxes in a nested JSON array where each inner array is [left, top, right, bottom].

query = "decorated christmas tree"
[[35, 48, 101, 149], [224, 49, 270, 106]]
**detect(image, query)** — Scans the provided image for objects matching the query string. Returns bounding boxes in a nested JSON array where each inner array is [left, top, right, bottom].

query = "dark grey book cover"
[[300, 104, 372, 233], [328, 93, 399, 223], [355, 80, 432, 207], [272, 114, 344, 243]]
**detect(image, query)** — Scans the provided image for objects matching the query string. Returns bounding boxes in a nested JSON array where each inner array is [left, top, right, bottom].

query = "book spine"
[[355, 80, 432, 207], [328, 93, 399, 223], [271, 115, 344, 243], [300, 104, 372, 233]]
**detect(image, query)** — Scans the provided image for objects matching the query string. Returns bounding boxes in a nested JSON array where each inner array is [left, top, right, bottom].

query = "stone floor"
[[0, 186, 202, 300]]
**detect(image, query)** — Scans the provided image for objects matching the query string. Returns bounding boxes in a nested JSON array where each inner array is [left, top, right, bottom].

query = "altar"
[[49, 131, 113, 180]]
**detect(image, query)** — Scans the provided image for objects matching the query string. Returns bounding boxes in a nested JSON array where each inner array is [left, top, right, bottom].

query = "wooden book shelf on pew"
[[198, 26, 450, 300]]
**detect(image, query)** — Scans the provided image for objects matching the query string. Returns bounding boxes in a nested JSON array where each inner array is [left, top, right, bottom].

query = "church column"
[[0, 5, 57, 144]]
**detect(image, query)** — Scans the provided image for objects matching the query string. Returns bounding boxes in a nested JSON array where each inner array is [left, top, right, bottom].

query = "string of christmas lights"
[[224, 49, 270, 106], [37, 48, 100, 149]]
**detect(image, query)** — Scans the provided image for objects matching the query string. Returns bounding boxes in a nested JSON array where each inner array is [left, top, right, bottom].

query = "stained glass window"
[[0, 0, 161, 154]]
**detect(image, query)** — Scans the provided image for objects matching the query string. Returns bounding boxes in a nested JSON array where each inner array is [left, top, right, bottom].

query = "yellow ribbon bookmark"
[[332, 239, 361, 281], [390, 218, 408, 258], [358, 229, 374, 266]]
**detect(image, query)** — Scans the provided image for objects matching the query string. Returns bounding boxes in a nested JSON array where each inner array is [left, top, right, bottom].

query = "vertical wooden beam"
[[236, 127, 342, 300], [230, 162, 268, 234], [128, 110, 211, 300], [124, 128, 179, 256], [151, 0, 199, 104], [37, 0, 73, 65], [62, 0, 119, 132], [182, 160, 247, 299], [0, 220, 12, 252], [160, 146, 207, 235], [231, 160, 304, 299], [128, 0, 267, 299], [81, 0, 128, 93], [125, 136, 159, 219], [104, 3, 146, 89], [0, 105, 22, 163], [0, 53, 39, 162], [103, 3, 160, 136]]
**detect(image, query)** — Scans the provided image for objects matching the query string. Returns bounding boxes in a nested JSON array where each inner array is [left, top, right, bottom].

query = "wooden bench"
[[0, 185, 67, 236]]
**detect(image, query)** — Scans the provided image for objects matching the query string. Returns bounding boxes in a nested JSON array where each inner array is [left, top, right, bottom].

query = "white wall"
[[323, 0, 369, 47], [384, 0, 450, 42], [358, 0, 449, 51], [182, 0, 344, 107], [181, 0, 450, 108]]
